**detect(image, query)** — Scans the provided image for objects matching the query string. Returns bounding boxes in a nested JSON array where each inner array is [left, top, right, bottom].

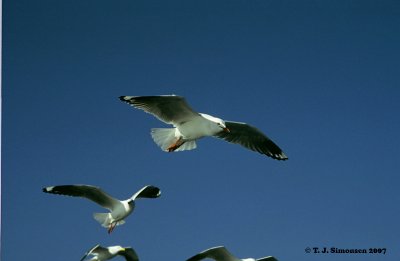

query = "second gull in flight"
[[43, 184, 161, 233]]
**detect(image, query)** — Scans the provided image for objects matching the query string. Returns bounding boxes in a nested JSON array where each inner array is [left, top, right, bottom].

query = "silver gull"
[[119, 95, 288, 160], [43, 184, 161, 233]]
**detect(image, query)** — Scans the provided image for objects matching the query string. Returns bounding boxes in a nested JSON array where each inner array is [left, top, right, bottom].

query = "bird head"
[[128, 199, 136, 206], [109, 246, 126, 254], [219, 122, 230, 133], [215, 119, 230, 133], [199, 113, 230, 134]]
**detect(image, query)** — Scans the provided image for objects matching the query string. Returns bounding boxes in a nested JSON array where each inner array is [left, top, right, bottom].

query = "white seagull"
[[43, 184, 161, 233], [80, 244, 139, 261], [119, 95, 288, 160], [187, 246, 278, 261]]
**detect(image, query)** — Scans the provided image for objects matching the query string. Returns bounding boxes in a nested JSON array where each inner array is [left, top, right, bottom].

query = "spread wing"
[[257, 257, 279, 261], [187, 246, 239, 261], [119, 95, 200, 125], [130, 185, 161, 201], [214, 121, 288, 160], [80, 244, 107, 261], [43, 185, 121, 211], [119, 248, 140, 261]]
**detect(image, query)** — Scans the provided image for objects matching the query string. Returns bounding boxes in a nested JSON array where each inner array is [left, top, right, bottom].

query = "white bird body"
[[119, 95, 288, 160], [93, 199, 133, 229], [43, 184, 161, 233], [178, 113, 223, 139]]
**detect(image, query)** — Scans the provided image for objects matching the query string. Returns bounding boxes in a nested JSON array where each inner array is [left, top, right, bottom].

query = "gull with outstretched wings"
[[119, 95, 288, 160], [43, 184, 161, 233]]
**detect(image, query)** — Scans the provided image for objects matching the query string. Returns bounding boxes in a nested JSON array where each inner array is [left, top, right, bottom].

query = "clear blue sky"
[[2, 1, 400, 260]]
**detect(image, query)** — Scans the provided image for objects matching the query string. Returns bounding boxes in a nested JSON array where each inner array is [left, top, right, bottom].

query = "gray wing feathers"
[[43, 185, 120, 210], [215, 121, 288, 160], [80, 244, 102, 261], [119, 95, 199, 124], [119, 248, 140, 261]]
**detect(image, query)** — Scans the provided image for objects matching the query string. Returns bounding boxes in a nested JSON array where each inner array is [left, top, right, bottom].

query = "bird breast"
[[112, 201, 134, 219], [178, 115, 221, 139]]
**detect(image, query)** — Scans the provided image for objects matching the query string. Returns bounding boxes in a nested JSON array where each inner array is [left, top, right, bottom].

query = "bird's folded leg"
[[167, 138, 185, 152], [108, 222, 116, 234]]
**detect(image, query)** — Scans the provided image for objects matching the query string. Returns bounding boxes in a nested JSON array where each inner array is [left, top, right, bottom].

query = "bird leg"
[[108, 222, 117, 234], [167, 138, 185, 152]]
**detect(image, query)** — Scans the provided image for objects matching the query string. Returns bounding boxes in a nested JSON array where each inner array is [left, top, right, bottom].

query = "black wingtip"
[[274, 154, 288, 161], [269, 155, 288, 161], [119, 96, 126, 101], [141, 185, 162, 198]]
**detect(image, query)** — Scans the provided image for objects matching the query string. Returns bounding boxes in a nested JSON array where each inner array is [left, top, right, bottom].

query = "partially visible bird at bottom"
[[80, 244, 139, 261], [187, 246, 278, 261]]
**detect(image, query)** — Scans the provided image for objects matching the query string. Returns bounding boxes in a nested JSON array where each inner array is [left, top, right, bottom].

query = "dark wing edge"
[[215, 121, 288, 160], [120, 248, 139, 261], [187, 252, 207, 261], [131, 185, 161, 200], [42, 185, 120, 210], [187, 246, 235, 261]]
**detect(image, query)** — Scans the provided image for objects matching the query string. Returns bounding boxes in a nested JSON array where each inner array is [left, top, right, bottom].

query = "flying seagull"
[[187, 246, 278, 261], [119, 95, 288, 160], [80, 244, 139, 261], [43, 184, 161, 233]]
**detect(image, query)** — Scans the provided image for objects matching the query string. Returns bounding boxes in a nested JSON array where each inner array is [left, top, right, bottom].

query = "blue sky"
[[2, 1, 400, 260]]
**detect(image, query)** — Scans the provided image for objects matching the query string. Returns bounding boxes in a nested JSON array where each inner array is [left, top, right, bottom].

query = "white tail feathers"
[[93, 213, 125, 228], [151, 128, 197, 152], [151, 128, 176, 151], [93, 213, 112, 227], [176, 140, 197, 151]]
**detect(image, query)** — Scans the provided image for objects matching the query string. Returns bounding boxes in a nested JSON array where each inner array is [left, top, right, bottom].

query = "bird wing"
[[119, 95, 200, 125], [80, 244, 104, 261], [187, 246, 240, 261], [43, 185, 121, 211], [214, 121, 288, 160], [130, 185, 161, 200], [257, 257, 279, 261], [119, 248, 140, 261]]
